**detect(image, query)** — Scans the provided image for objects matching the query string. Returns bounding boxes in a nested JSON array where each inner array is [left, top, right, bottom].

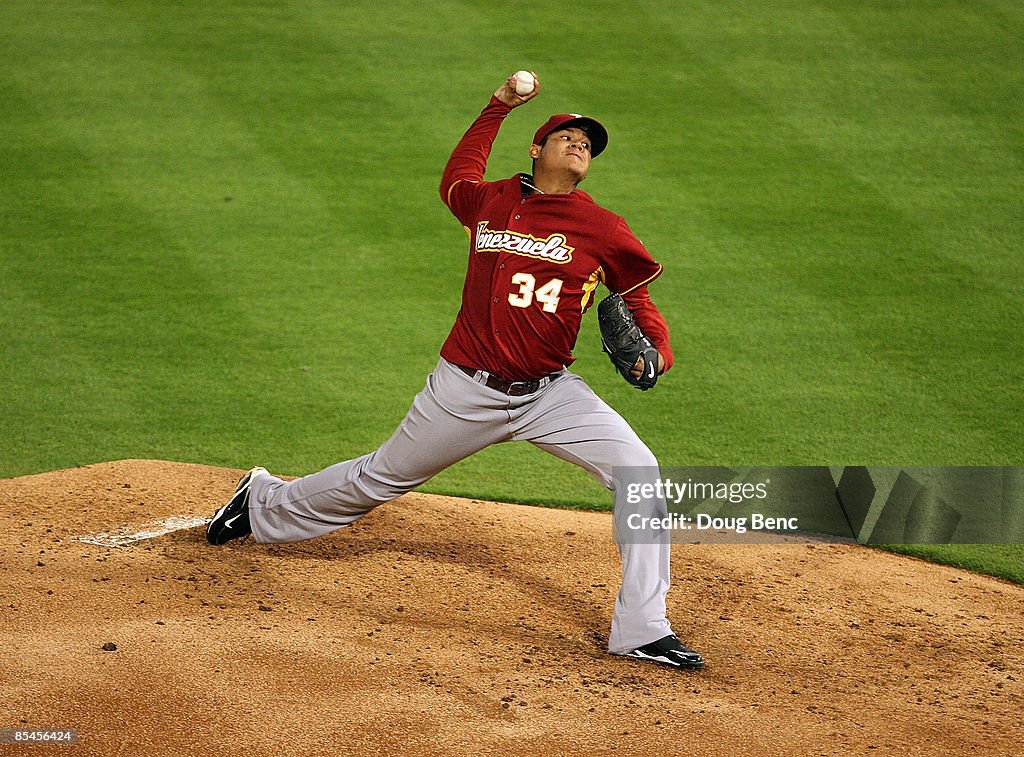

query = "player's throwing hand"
[[493, 71, 540, 107]]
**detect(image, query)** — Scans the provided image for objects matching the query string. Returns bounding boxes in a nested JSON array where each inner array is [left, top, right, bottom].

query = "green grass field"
[[2, 2, 1021, 577]]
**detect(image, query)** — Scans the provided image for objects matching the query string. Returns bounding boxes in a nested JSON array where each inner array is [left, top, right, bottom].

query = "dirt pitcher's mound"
[[1, 460, 1021, 756]]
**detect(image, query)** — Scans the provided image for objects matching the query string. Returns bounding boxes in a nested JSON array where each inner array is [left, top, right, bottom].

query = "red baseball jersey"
[[439, 97, 674, 381]]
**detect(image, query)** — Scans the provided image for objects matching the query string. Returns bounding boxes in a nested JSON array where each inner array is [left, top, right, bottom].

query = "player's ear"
[[529, 144, 542, 160]]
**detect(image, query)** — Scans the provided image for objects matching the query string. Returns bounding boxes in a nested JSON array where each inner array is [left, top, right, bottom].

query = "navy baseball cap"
[[533, 114, 609, 157]]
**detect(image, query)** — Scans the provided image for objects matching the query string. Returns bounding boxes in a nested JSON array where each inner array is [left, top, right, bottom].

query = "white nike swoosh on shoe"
[[223, 513, 243, 530], [630, 650, 674, 664]]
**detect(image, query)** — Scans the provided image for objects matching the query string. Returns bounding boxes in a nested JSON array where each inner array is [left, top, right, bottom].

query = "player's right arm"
[[440, 73, 541, 222]]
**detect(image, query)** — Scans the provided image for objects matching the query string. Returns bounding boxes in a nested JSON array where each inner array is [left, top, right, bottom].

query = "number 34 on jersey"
[[507, 272, 563, 313]]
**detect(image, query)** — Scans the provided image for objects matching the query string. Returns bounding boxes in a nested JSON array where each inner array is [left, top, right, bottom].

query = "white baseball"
[[514, 70, 536, 96]]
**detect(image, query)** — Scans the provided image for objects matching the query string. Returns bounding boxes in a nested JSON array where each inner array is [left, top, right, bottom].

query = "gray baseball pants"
[[247, 357, 673, 654]]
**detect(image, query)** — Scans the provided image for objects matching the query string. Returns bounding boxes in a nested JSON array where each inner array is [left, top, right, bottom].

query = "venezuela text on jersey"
[[475, 221, 574, 263]]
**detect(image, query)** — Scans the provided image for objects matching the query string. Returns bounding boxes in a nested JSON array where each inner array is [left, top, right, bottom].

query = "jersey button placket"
[[492, 254, 508, 326]]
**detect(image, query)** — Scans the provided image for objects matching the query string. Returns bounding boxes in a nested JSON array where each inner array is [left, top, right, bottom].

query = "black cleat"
[[206, 467, 265, 545], [622, 634, 705, 671]]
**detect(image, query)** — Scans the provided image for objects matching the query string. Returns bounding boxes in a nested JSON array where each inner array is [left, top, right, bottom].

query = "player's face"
[[532, 127, 592, 182]]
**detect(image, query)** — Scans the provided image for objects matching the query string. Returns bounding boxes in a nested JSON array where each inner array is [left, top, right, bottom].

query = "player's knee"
[[614, 441, 659, 471], [367, 481, 417, 505]]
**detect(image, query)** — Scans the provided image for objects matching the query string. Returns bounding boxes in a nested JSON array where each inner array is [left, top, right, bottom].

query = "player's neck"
[[530, 169, 581, 196]]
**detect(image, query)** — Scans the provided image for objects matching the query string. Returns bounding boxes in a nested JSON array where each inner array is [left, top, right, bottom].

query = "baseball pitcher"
[[207, 72, 704, 671]]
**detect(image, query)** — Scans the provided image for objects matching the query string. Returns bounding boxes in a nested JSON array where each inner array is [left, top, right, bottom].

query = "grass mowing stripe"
[[0, 3, 390, 471], [624, 0, 1024, 465], [1, 1, 474, 476], [0, 87, 264, 470]]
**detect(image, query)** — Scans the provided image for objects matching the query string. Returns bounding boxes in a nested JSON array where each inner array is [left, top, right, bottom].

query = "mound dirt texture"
[[1, 460, 1022, 756]]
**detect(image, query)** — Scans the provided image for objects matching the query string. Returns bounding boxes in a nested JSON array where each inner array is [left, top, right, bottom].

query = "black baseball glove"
[[597, 293, 660, 391]]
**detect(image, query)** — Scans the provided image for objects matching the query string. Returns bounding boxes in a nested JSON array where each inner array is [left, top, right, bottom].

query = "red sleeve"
[[622, 286, 675, 372], [439, 97, 513, 226], [601, 217, 663, 295]]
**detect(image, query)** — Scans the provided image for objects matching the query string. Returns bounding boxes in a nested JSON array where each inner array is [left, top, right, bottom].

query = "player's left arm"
[[605, 217, 675, 375], [621, 286, 673, 375]]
